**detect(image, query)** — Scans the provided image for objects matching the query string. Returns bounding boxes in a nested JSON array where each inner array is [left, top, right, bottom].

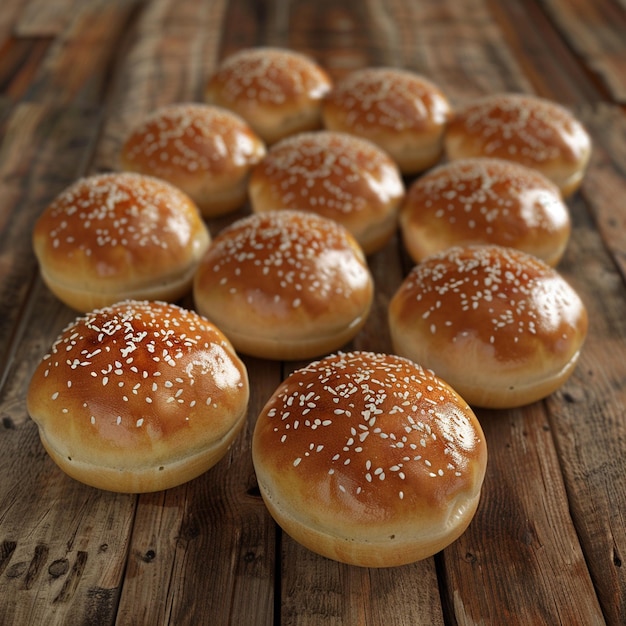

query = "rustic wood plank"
[[0, 2, 157, 624], [374, 1, 619, 624], [0, 38, 52, 102], [15, 0, 84, 38], [545, 189, 626, 625], [115, 356, 279, 625], [539, 0, 626, 103], [287, 0, 399, 80], [89, 1, 280, 623], [0, 101, 101, 386], [23, 0, 139, 107], [470, 22, 626, 620], [442, 404, 605, 625], [485, 0, 603, 104], [216, 0, 266, 60], [578, 104, 626, 280], [0, 0, 26, 44], [281, 538, 445, 626], [262, 2, 446, 624], [0, 280, 135, 626], [382, 0, 535, 105], [0, 4, 136, 337]]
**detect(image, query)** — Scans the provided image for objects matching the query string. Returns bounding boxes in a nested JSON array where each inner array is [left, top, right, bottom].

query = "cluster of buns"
[[28, 46, 593, 567]]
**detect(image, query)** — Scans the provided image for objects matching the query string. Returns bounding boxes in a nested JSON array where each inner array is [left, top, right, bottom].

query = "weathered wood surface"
[[0, 0, 624, 624]]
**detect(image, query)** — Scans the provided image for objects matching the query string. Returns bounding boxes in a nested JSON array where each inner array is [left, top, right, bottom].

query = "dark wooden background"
[[0, 0, 625, 624]]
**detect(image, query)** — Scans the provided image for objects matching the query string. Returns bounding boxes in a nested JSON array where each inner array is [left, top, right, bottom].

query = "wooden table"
[[1, 0, 625, 624]]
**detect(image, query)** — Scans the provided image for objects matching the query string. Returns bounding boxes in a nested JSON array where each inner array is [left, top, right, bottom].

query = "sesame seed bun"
[[205, 47, 332, 145], [444, 93, 592, 197], [32, 172, 211, 312], [399, 158, 571, 267], [252, 351, 487, 567], [322, 67, 452, 175], [26, 300, 250, 493], [248, 131, 405, 255], [119, 103, 266, 218], [193, 210, 374, 360], [388, 245, 588, 409]]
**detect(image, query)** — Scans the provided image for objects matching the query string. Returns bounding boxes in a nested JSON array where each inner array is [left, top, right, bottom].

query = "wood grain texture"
[[546, 193, 626, 625], [540, 0, 626, 102]]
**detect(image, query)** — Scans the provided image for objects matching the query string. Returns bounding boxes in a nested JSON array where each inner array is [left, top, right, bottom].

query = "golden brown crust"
[[248, 131, 405, 254], [119, 103, 266, 217], [444, 93, 592, 197], [252, 351, 487, 567], [32, 172, 211, 312], [193, 210, 374, 360], [26, 300, 249, 493], [399, 158, 571, 266], [388, 245, 588, 408], [205, 47, 332, 144], [322, 67, 452, 174]]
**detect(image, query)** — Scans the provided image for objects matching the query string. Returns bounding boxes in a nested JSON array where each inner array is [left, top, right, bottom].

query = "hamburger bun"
[[389, 244, 588, 408], [252, 350, 487, 567], [322, 67, 452, 174], [399, 158, 571, 267], [444, 93, 591, 197], [248, 130, 405, 254], [193, 210, 374, 360], [26, 300, 250, 493], [205, 47, 332, 144], [119, 103, 266, 218], [32, 172, 211, 312]]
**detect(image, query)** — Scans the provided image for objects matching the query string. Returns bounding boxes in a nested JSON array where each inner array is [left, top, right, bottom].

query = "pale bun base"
[[119, 155, 252, 218], [255, 471, 482, 568], [323, 118, 445, 176], [445, 134, 588, 198], [188, 176, 250, 218], [247, 107, 323, 146], [249, 201, 399, 257], [37, 404, 247, 493], [389, 139, 445, 175], [542, 167, 585, 199], [40, 264, 199, 313], [390, 328, 584, 409], [355, 209, 401, 256], [212, 314, 369, 361]]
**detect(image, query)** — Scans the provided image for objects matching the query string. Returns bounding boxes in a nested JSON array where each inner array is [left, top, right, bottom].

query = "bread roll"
[[205, 47, 332, 144], [389, 244, 588, 408], [252, 350, 487, 567], [444, 93, 591, 197], [248, 131, 405, 254], [26, 300, 249, 493], [399, 158, 571, 267], [32, 172, 211, 312], [119, 103, 266, 218], [193, 210, 374, 360], [322, 67, 452, 174]]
